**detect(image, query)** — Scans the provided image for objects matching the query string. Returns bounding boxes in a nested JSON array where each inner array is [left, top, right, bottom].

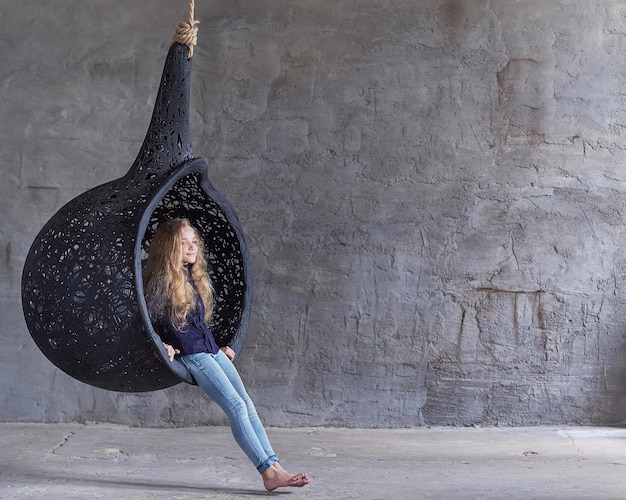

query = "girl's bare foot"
[[272, 461, 288, 473], [262, 464, 310, 491]]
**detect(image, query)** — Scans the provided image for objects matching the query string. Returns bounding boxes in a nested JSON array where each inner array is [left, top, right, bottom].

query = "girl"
[[143, 218, 310, 491]]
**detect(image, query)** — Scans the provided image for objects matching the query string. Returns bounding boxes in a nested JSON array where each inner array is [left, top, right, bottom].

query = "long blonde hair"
[[143, 218, 214, 329]]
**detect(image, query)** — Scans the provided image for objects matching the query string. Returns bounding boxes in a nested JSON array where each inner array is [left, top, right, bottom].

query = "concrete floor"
[[1, 423, 625, 499]]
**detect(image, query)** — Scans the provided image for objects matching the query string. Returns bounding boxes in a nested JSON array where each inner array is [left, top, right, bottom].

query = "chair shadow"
[[2, 466, 293, 497]]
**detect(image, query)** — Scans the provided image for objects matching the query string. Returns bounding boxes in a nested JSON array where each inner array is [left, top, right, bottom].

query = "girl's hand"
[[221, 346, 236, 361], [163, 342, 180, 362]]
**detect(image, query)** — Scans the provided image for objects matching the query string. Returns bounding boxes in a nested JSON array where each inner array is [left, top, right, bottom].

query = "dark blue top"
[[152, 276, 220, 356]]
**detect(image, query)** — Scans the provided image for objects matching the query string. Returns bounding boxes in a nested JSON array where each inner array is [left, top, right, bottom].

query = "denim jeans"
[[181, 350, 279, 474]]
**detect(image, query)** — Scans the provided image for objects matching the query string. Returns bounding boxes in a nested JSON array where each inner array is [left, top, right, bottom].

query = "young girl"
[[143, 218, 310, 491]]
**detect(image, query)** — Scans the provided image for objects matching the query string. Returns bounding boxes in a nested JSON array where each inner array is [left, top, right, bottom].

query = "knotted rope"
[[172, 0, 199, 58]]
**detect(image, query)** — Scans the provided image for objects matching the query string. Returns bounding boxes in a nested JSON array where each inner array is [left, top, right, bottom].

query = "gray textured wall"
[[2, 0, 626, 427]]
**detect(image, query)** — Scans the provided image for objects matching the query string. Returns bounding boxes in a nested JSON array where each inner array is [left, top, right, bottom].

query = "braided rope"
[[172, 0, 199, 58]]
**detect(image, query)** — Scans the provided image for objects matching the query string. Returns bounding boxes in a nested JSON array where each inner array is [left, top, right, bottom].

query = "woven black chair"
[[21, 42, 252, 392]]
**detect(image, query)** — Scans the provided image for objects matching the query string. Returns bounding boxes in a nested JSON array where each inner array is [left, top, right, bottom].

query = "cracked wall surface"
[[2, 0, 626, 427]]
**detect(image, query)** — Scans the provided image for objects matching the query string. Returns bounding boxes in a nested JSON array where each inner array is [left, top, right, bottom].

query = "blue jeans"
[[181, 350, 279, 474]]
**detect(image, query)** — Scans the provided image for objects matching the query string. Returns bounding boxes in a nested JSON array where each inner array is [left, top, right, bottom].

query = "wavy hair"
[[143, 218, 214, 330]]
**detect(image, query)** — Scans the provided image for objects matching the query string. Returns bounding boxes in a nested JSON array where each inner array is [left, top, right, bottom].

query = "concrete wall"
[[2, 0, 626, 427]]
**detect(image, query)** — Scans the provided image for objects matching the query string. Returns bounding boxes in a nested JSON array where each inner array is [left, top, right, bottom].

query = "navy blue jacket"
[[152, 277, 220, 356]]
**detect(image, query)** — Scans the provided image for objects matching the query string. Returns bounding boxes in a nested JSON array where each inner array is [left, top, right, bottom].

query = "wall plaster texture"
[[2, 0, 626, 427]]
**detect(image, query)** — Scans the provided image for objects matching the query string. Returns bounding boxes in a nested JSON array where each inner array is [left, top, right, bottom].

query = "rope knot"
[[172, 0, 199, 58], [172, 18, 199, 58]]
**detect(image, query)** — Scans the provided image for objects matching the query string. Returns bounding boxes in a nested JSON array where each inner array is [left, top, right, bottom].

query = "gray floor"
[[1, 423, 625, 499]]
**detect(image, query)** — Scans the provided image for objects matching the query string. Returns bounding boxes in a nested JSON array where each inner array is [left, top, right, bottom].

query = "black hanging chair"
[[21, 30, 252, 392]]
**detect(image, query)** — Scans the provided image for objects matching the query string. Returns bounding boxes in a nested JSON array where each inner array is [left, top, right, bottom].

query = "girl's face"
[[180, 226, 198, 264]]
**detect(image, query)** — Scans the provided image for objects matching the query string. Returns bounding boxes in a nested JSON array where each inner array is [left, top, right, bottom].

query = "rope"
[[172, 0, 199, 58]]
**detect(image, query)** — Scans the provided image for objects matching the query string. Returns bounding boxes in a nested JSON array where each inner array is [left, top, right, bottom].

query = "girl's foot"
[[262, 464, 310, 491]]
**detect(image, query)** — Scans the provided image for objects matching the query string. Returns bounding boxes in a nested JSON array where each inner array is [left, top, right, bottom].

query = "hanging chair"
[[20, 8, 252, 392]]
